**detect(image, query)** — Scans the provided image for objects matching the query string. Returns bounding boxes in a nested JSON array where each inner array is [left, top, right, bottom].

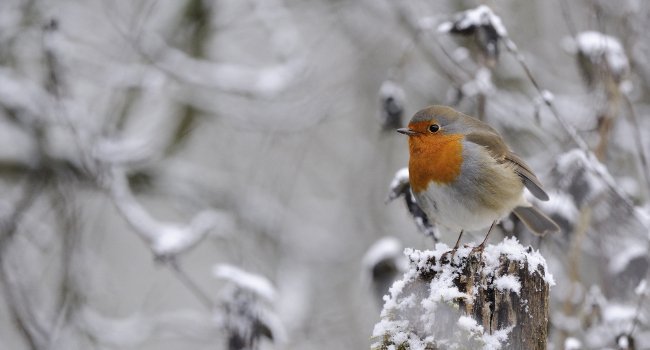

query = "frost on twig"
[[438, 5, 508, 67], [214, 264, 285, 350], [386, 168, 439, 242], [371, 238, 552, 350], [134, 6, 305, 99], [548, 149, 649, 283], [108, 167, 225, 259], [562, 31, 630, 89]]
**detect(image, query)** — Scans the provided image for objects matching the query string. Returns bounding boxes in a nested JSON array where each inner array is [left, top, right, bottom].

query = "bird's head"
[[396, 105, 466, 139], [396, 105, 468, 190]]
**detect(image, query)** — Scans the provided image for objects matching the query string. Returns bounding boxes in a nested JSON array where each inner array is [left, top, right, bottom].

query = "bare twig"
[[559, 0, 578, 39], [504, 40, 590, 151], [40, 14, 221, 314], [387, 2, 470, 87], [621, 95, 650, 198], [168, 259, 215, 309], [628, 285, 646, 337], [0, 175, 48, 350]]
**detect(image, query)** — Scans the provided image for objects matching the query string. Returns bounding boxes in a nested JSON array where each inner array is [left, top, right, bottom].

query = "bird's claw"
[[440, 248, 459, 265]]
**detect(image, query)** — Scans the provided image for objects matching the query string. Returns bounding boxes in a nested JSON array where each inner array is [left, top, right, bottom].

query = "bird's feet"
[[470, 243, 486, 261], [440, 248, 458, 264]]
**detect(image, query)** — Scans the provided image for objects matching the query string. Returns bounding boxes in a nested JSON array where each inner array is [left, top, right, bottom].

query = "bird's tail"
[[513, 206, 560, 235]]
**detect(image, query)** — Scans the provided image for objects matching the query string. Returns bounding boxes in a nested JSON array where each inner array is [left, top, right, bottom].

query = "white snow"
[[379, 80, 405, 100], [494, 275, 521, 294], [635, 279, 647, 296], [462, 67, 494, 97], [532, 190, 578, 223], [362, 237, 405, 269], [564, 337, 582, 350], [213, 264, 276, 302], [609, 241, 648, 274], [603, 303, 637, 323], [389, 167, 409, 191], [437, 21, 454, 33], [386, 167, 410, 202], [482, 237, 555, 285], [566, 31, 630, 78], [555, 149, 609, 200], [457, 315, 484, 334], [541, 89, 554, 103], [373, 238, 551, 349], [138, 31, 304, 97], [0, 68, 53, 121], [481, 326, 513, 350], [93, 136, 159, 165], [618, 334, 630, 348], [109, 168, 223, 257], [438, 5, 508, 37]]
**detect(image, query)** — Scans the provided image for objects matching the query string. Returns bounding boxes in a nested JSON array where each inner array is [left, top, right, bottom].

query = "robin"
[[397, 105, 559, 250]]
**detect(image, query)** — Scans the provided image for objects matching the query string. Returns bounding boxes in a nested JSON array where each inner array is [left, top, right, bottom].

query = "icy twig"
[[386, 168, 439, 241], [41, 24, 224, 312]]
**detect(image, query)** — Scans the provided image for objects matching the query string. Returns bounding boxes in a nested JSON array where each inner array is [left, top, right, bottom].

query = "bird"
[[397, 105, 559, 250]]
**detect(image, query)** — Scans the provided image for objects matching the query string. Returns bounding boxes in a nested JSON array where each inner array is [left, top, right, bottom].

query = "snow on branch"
[[214, 264, 277, 303], [133, 7, 305, 99], [214, 264, 285, 349], [437, 5, 508, 38], [550, 149, 650, 277], [108, 167, 225, 259], [438, 5, 509, 65], [386, 168, 439, 241], [562, 31, 630, 86], [0, 68, 56, 124]]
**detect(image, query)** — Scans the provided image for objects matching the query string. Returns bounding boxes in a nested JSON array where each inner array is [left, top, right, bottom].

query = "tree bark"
[[372, 241, 550, 350], [456, 251, 549, 349]]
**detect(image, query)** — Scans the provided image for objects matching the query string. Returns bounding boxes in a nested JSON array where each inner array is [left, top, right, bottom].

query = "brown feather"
[[465, 130, 550, 201]]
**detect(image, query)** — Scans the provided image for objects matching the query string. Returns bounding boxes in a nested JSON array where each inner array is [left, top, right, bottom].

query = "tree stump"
[[371, 237, 552, 350]]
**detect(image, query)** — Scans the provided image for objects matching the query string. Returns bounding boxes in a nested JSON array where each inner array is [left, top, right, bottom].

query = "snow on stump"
[[371, 237, 554, 350]]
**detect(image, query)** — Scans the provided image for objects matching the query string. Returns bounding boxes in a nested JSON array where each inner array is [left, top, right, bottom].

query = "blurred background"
[[0, 0, 649, 349]]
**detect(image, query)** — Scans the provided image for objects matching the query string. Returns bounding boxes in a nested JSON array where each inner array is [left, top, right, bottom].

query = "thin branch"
[[0, 175, 48, 350], [387, 1, 470, 87], [46, 180, 84, 350], [40, 14, 220, 314], [504, 40, 590, 151], [621, 94, 650, 198], [500, 40, 646, 224], [168, 259, 215, 309], [559, 0, 577, 39], [628, 285, 646, 336]]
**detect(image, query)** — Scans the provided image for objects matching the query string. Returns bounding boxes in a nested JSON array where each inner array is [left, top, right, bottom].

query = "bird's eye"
[[428, 124, 440, 133]]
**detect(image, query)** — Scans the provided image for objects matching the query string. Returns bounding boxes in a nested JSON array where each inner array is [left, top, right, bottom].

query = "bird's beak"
[[396, 128, 417, 136]]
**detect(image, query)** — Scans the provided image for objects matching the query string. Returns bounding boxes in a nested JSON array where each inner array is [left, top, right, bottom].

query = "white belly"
[[414, 183, 517, 232], [413, 142, 527, 232]]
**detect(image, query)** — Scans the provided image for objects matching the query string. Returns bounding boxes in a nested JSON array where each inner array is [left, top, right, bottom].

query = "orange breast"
[[408, 133, 464, 193]]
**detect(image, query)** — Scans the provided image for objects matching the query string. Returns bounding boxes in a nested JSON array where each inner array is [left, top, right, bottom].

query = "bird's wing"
[[465, 130, 550, 201]]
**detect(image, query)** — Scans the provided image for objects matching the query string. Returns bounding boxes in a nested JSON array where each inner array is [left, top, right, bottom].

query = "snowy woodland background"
[[0, 0, 649, 349]]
